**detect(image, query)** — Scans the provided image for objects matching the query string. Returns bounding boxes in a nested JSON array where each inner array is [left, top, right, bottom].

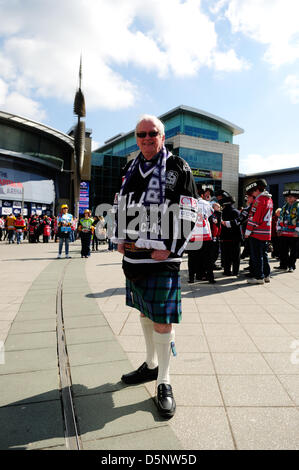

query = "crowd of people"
[[186, 181, 299, 285], [1, 183, 298, 278], [0, 213, 55, 244], [0, 209, 118, 256]]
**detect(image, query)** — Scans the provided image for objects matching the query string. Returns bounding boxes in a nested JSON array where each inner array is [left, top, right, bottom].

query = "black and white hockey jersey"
[[112, 153, 198, 278]]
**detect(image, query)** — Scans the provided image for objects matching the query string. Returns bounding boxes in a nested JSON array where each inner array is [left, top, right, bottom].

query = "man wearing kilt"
[[112, 115, 198, 418]]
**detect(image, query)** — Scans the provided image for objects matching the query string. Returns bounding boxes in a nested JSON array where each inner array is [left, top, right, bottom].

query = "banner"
[[191, 168, 222, 180], [0, 168, 54, 203], [79, 181, 89, 213]]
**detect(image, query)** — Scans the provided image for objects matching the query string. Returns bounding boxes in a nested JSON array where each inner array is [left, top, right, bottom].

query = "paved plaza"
[[0, 239, 299, 450]]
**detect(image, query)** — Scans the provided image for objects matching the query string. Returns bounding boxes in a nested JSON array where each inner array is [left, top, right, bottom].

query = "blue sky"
[[0, 0, 298, 174]]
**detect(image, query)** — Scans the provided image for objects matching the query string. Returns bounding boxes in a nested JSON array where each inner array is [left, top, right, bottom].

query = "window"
[[184, 125, 218, 140], [179, 148, 222, 171], [165, 126, 180, 139]]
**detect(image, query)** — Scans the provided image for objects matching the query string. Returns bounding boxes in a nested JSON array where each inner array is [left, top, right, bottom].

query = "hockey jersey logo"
[[180, 195, 198, 210], [166, 170, 178, 189]]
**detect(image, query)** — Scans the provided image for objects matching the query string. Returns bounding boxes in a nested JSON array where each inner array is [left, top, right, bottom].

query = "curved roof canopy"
[[0, 110, 74, 148], [162, 105, 244, 136]]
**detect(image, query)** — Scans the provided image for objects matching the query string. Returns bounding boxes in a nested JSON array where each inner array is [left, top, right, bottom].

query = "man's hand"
[[151, 249, 171, 261], [118, 243, 125, 254]]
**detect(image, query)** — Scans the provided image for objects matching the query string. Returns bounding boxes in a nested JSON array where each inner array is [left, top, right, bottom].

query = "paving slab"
[[227, 407, 299, 450], [63, 314, 108, 329], [0, 348, 58, 375], [16, 304, 57, 320], [83, 426, 182, 450], [263, 353, 299, 375], [278, 375, 299, 405], [212, 353, 274, 375], [71, 361, 133, 396], [206, 335, 259, 353], [67, 340, 127, 367], [218, 375, 295, 406], [0, 369, 60, 407], [9, 318, 57, 334], [74, 387, 167, 443], [5, 331, 57, 351], [0, 401, 65, 450], [65, 325, 114, 345], [169, 407, 235, 450]]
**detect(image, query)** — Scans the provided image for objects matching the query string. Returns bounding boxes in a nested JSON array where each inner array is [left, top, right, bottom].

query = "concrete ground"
[[0, 238, 299, 450]]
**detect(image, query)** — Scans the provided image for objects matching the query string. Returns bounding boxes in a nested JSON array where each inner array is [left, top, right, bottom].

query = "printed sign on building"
[[79, 181, 90, 213]]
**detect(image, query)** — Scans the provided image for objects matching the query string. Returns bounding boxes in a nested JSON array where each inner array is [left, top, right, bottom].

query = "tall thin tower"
[[73, 55, 86, 178], [72, 56, 86, 217]]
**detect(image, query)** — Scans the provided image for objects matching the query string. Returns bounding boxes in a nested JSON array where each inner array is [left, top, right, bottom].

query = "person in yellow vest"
[[6, 213, 16, 244], [78, 209, 94, 258], [57, 204, 73, 259]]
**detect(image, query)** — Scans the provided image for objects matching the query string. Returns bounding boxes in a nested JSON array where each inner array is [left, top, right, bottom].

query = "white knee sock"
[[139, 316, 158, 369], [153, 329, 175, 386]]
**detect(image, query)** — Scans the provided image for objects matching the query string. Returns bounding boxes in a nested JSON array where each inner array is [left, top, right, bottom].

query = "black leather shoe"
[[156, 384, 176, 418], [121, 362, 158, 385], [188, 278, 194, 283]]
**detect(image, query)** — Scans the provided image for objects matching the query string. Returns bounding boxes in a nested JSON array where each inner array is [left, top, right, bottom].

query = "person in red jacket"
[[245, 179, 273, 284], [42, 215, 51, 243], [14, 213, 26, 244], [210, 202, 222, 270]]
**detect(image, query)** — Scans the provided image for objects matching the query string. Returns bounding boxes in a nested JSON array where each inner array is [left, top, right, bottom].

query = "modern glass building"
[[0, 110, 75, 216], [90, 152, 127, 211], [93, 105, 244, 203]]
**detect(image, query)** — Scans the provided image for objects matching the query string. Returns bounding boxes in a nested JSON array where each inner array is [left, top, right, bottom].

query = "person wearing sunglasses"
[[112, 114, 198, 419]]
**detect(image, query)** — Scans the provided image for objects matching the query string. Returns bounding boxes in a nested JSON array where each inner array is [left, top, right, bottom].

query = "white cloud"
[[212, 48, 250, 71], [0, 0, 248, 117], [3, 92, 47, 121], [0, 78, 8, 103], [91, 140, 101, 151], [221, 0, 299, 67], [240, 153, 299, 174], [0, 77, 46, 121], [283, 75, 299, 104]]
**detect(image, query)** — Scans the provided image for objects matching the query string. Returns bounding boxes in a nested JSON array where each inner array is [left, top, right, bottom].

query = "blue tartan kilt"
[[125, 271, 182, 324]]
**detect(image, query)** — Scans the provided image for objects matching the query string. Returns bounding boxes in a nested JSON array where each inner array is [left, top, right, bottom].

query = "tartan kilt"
[[125, 271, 182, 324]]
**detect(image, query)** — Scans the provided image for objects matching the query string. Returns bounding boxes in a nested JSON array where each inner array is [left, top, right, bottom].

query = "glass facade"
[[179, 147, 222, 172], [90, 152, 127, 209], [178, 147, 223, 192]]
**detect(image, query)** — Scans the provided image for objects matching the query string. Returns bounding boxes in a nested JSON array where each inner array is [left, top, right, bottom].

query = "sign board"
[[0, 168, 54, 203], [79, 181, 90, 213], [191, 168, 222, 180]]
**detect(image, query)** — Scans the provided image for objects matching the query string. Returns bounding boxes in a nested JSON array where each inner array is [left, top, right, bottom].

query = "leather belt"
[[124, 242, 152, 253]]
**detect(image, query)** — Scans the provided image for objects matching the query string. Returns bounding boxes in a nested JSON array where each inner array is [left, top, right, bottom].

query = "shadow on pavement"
[[0, 382, 164, 450], [86, 287, 126, 299]]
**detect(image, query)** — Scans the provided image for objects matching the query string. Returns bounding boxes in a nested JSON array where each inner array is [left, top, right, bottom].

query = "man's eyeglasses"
[[136, 131, 159, 138]]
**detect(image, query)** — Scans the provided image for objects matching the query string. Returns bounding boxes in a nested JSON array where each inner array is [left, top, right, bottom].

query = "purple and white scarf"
[[113, 145, 171, 249], [119, 145, 170, 206]]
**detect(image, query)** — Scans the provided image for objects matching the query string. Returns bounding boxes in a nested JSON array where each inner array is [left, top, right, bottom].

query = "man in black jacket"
[[112, 114, 198, 418], [216, 191, 242, 276]]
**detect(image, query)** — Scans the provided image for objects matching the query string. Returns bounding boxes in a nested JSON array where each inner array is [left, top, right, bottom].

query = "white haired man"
[[112, 114, 198, 418]]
